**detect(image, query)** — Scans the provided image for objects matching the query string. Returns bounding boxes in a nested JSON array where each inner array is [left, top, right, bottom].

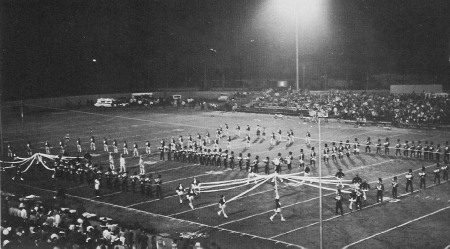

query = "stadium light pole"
[[318, 117, 323, 249], [295, 14, 299, 92]]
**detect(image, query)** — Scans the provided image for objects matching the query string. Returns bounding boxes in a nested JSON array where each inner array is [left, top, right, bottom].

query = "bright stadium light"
[[260, 0, 329, 92]]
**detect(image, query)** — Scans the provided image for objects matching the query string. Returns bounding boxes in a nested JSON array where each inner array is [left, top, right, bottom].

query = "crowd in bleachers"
[[1, 193, 183, 249], [238, 89, 450, 124]]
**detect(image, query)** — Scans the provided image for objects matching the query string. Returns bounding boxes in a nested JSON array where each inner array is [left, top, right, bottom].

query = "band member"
[[77, 138, 82, 153], [335, 189, 344, 215], [391, 176, 398, 199], [376, 178, 384, 203], [410, 141, 416, 158], [146, 141, 151, 154], [384, 138, 390, 155], [419, 166, 426, 189], [236, 124, 241, 137], [45, 141, 51, 154], [305, 130, 311, 146], [119, 154, 126, 172], [109, 153, 115, 171], [376, 139, 382, 154], [433, 164, 441, 184], [353, 138, 360, 155], [405, 169, 413, 193], [323, 144, 329, 163], [103, 138, 109, 152], [365, 137, 371, 153], [264, 157, 270, 175], [113, 140, 118, 153], [26, 142, 33, 156], [123, 141, 129, 155], [395, 139, 401, 156], [90, 136, 96, 151], [310, 147, 316, 167], [299, 149, 305, 168], [130, 142, 137, 157], [442, 163, 448, 181]]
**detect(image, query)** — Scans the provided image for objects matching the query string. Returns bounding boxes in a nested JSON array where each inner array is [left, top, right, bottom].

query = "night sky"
[[1, 0, 449, 100]]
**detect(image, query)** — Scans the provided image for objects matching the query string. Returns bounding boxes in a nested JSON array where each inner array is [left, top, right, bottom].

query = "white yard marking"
[[342, 204, 450, 249]]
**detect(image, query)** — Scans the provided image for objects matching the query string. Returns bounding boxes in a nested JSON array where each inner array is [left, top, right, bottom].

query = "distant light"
[[209, 48, 217, 53], [92, 59, 97, 62]]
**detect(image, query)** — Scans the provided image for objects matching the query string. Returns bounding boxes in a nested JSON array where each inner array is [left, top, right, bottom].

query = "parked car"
[[94, 98, 115, 107], [218, 93, 229, 101]]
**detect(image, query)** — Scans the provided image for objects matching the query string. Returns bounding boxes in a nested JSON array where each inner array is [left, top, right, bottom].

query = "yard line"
[[66, 184, 89, 190], [125, 194, 178, 207], [269, 163, 440, 239], [14, 182, 306, 249], [342, 204, 450, 249], [97, 191, 122, 198]]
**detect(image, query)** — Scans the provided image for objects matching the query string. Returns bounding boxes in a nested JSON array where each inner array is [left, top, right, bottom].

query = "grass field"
[[2, 104, 450, 249]]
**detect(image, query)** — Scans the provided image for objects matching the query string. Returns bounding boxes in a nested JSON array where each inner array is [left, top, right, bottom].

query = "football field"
[[2, 105, 450, 249]]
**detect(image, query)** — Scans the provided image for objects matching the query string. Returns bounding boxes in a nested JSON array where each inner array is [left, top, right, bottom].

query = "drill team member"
[[335, 169, 345, 188], [217, 195, 228, 218], [186, 187, 195, 209], [270, 132, 276, 146], [176, 183, 185, 203], [269, 196, 286, 222], [405, 169, 413, 193], [360, 179, 370, 200], [236, 124, 241, 137]]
